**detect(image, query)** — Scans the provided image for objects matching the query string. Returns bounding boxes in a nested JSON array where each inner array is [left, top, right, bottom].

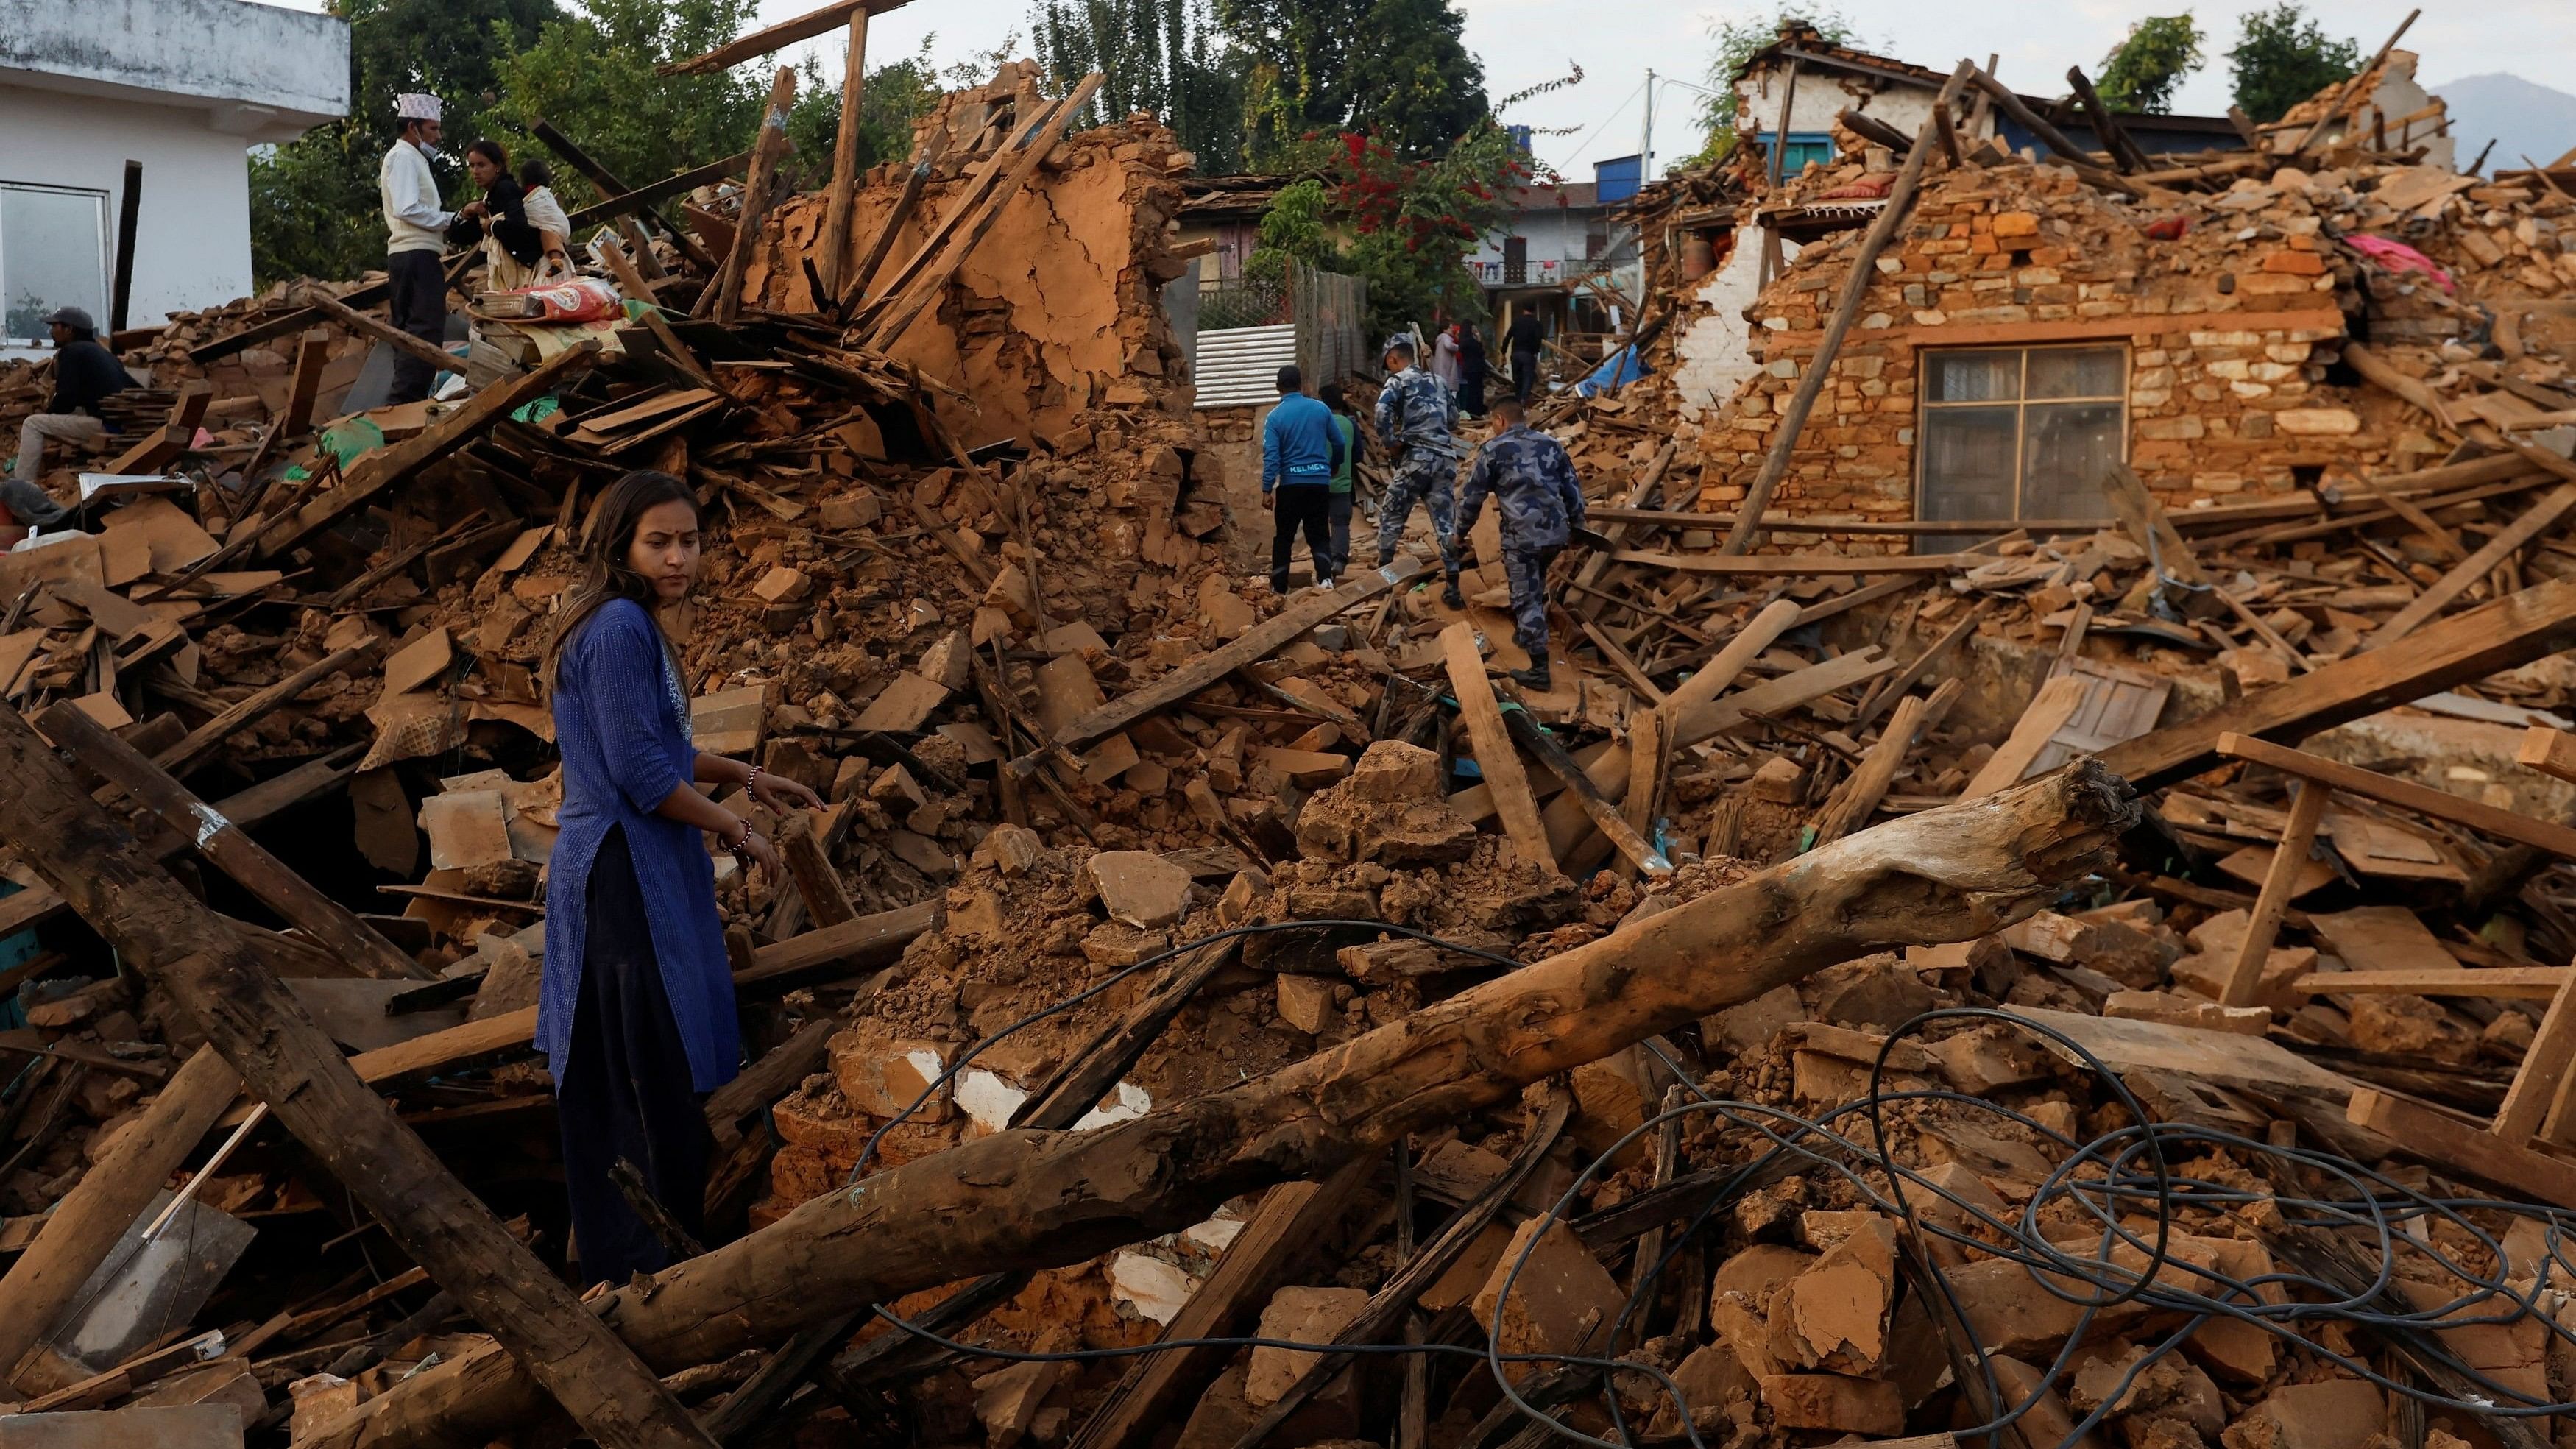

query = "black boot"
[[1441, 573, 1465, 610], [1510, 648, 1551, 691]]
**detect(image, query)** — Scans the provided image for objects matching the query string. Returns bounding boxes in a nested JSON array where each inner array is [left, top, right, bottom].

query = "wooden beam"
[[532, 119, 723, 276], [1811, 693, 1928, 846], [1723, 61, 1972, 556], [2220, 732, 2576, 860], [838, 126, 951, 308], [1067, 1160, 1376, 1449], [2296, 967, 2568, 999], [2363, 486, 2576, 648], [657, 0, 906, 76], [2494, 972, 2576, 1145], [40, 701, 430, 982], [1961, 673, 2088, 799], [2102, 459, 2211, 589], [1044, 556, 1429, 755], [1672, 650, 1897, 750], [2220, 778, 2329, 1010], [258, 341, 598, 559], [2064, 65, 2150, 172], [815, 7, 869, 296], [714, 67, 799, 326], [1441, 622, 1557, 873], [0, 1046, 240, 1387], [734, 898, 940, 993], [279, 327, 331, 439], [2518, 726, 2576, 785], [155, 640, 380, 777], [776, 807, 857, 929], [1502, 703, 1670, 876], [2348, 1085, 2576, 1210], [1657, 598, 1802, 732], [0, 707, 721, 1449], [2097, 575, 2576, 791], [563, 152, 753, 233], [294, 286, 451, 378], [1608, 550, 1975, 575]]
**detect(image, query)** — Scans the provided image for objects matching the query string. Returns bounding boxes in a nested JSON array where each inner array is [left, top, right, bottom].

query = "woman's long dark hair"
[[542, 470, 698, 691]]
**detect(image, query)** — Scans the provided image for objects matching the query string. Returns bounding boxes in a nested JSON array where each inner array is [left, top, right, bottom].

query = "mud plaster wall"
[[1689, 161, 2418, 549], [743, 127, 1188, 450]]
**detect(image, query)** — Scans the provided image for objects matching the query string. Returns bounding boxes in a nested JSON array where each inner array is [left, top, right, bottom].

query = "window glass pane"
[[1925, 350, 2020, 403], [1, 187, 107, 344], [1920, 405, 2017, 548], [2026, 346, 2124, 399], [2020, 401, 2123, 519]]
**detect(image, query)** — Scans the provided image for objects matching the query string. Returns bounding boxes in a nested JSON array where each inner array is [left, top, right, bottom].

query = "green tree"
[[1693, 9, 1859, 164], [2096, 13, 2204, 113], [1031, 0, 1245, 171], [489, 0, 769, 208], [2228, 2, 2360, 124], [1221, 0, 1487, 166], [1248, 123, 1523, 335], [250, 0, 559, 284]]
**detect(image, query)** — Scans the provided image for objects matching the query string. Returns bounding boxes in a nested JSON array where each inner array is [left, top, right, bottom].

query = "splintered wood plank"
[[1044, 556, 1429, 754], [2349, 1087, 2576, 1210], [1068, 1158, 1374, 1449], [1607, 551, 1976, 575], [2517, 726, 2576, 785], [2221, 732, 2576, 860], [2221, 781, 2328, 1009], [1670, 648, 1894, 750], [2494, 972, 2576, 1145], [2365, 486, 2576, 649], [2296, 967, 2566, 999], [1657, 598, 1802, 732], [1442, 622, 1556, 874], [2304, 905, 2460, 974], [2098, 575, 2576, 792], [1962, 673, 2090, 800], [1811, 694, 1928, 846]]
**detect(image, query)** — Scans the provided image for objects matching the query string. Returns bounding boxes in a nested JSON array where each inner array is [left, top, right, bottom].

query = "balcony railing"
[[1470, 256, 1624, 287]]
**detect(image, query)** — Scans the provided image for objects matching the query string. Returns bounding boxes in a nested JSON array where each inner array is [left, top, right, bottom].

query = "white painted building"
[[0, 0, 348, 350]]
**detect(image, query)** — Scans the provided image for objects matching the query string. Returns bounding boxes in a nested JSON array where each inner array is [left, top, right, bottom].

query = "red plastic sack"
[[502, 276, 624, 323]]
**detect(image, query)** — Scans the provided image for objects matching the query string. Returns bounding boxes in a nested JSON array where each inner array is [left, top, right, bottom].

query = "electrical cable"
[[834, 918, 2576, 1448]]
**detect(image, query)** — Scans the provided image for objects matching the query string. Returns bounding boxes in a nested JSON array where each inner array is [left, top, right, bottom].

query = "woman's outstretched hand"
[[749, 772, 824, 814]]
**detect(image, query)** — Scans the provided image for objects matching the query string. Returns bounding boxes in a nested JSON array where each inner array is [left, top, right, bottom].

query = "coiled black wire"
[[833, 918, 2576, 1448]]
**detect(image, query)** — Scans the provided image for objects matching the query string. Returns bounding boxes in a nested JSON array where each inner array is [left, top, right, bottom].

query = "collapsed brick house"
[[1630, 50, 2574, 547]]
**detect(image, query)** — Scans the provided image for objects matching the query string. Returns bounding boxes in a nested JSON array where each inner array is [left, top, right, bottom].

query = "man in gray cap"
[[7, 305, 135, 542], [381, 92, 456, 403]]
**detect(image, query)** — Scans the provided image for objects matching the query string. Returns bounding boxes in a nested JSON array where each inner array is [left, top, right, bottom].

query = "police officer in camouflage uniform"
[[1372, 334, 1466, 609], [1451, 396, 1585, 690]]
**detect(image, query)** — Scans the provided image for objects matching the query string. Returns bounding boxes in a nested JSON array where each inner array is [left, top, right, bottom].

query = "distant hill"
[[2432, 72, 2576, 174]]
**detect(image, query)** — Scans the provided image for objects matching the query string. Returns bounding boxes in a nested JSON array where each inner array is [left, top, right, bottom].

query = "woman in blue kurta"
[[540, 469, 821, 1286]]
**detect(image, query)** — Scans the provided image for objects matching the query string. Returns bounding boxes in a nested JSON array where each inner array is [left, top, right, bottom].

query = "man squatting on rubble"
[[539, 470, 824, 1285], [1452, 394, 1585, 691], [381, 93, 456, 405], [7, 306, 136, 547], [1260, 364, 1347, 593], [1373, 333, 1468, 609]]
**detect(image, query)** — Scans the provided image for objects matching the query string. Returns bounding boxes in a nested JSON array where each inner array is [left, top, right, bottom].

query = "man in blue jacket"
[[1261, 364, 1346, 593]]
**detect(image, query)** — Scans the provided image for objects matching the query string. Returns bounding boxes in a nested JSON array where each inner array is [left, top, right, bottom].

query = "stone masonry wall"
[[1691, 160, 2418, 545]]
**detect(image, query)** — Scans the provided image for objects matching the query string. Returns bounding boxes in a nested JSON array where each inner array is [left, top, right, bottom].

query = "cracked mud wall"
[[743, 121, 1192, 451]]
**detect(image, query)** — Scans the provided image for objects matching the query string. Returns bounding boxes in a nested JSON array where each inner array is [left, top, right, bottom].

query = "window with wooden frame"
[[1917, 344, 2128, 545]]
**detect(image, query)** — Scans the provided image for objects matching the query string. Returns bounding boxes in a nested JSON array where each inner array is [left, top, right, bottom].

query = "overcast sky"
[[259, 0, 2570, 179]]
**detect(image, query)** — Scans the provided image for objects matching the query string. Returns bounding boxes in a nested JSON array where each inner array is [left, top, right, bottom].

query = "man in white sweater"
[[381, 93, 455, 403]]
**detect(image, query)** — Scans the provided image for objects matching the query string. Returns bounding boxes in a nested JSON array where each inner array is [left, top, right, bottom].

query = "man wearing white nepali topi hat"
[[380, 93, 454, 403]]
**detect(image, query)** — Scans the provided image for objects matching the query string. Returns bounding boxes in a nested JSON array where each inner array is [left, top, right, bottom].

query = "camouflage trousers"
[[1375, 448, 1461, 575], [1501, 543, 1562, 653]]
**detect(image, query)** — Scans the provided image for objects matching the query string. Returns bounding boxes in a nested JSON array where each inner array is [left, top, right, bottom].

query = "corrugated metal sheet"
[[1194, 323, 1298, 408]]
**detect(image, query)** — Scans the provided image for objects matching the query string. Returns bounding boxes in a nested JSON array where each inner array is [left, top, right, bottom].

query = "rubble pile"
[[0, 21, 2574, 1449]]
